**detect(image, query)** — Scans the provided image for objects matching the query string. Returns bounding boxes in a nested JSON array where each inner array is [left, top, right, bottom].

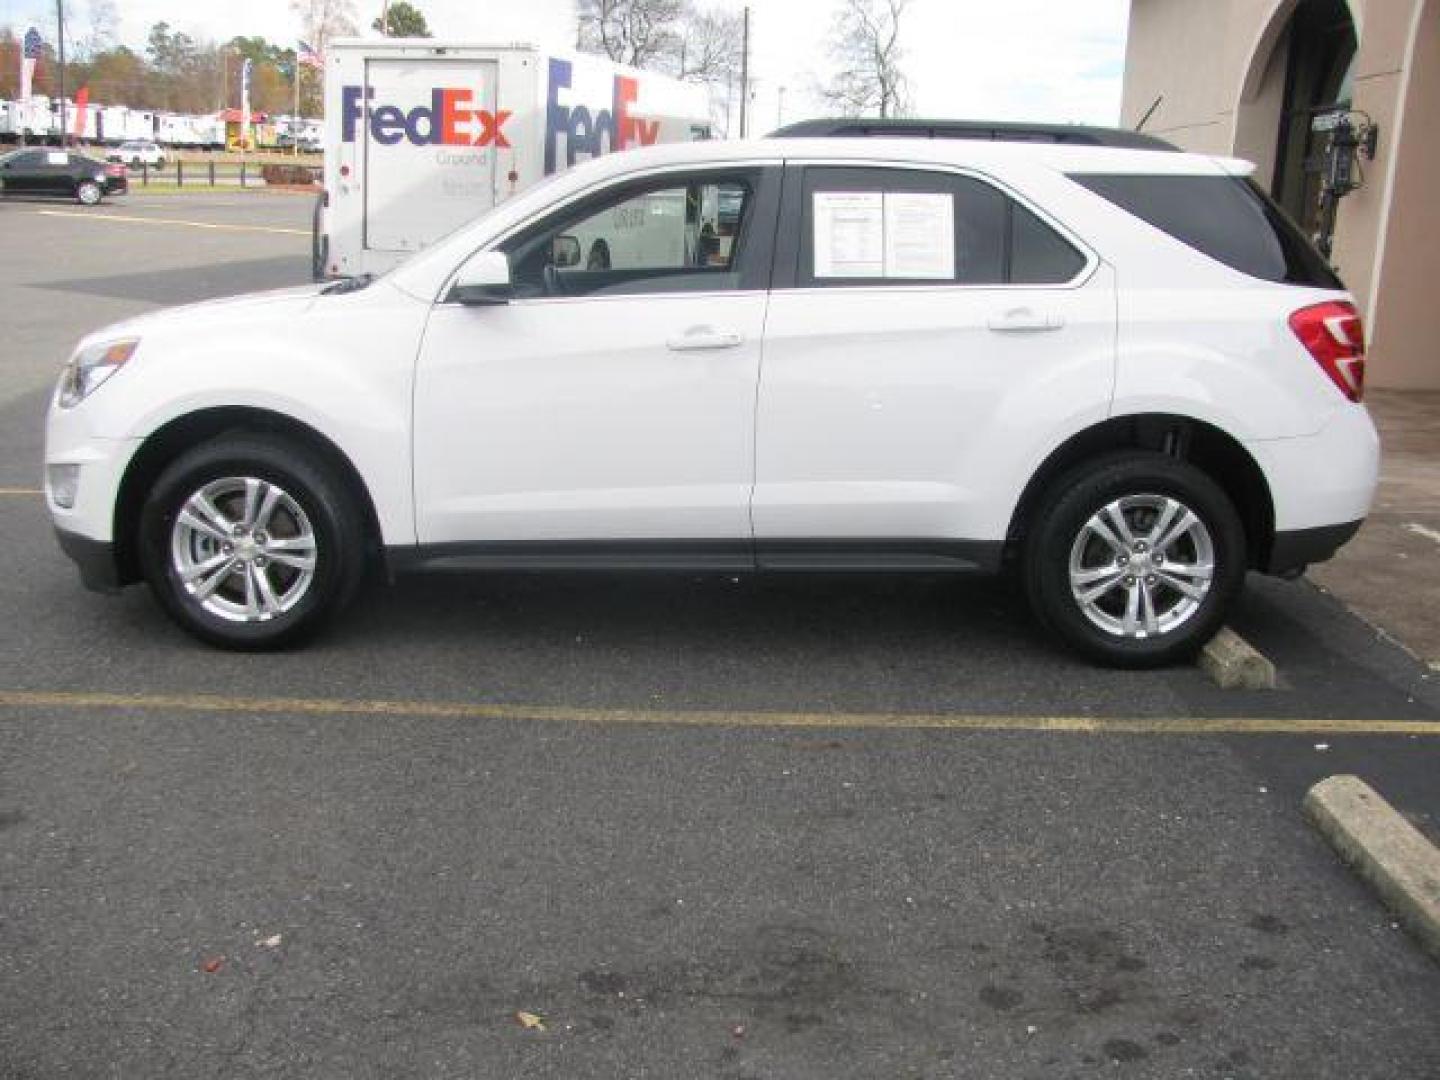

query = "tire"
[[1022, 451, 1246, 668], [138, 434, 366, 650], [76, 180, 102, 206]]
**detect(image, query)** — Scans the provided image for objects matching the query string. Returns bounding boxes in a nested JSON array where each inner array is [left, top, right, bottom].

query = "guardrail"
[[122, 161, 322, 188]]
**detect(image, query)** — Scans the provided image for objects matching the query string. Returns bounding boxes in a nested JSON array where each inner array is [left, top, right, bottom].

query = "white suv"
[[107, 140, 166, 170], [44, 136, 1379, 665]]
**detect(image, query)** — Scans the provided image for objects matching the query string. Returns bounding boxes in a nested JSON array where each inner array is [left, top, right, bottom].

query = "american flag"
[[297, 40, 323, 70]]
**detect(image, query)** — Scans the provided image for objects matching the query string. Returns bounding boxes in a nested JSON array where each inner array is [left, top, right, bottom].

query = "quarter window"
[[799, 167, 1086, 287], [1069, 173, 1342, 288]]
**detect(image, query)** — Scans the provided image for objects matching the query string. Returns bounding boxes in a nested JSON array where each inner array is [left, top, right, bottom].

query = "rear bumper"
[[55, 527, 122, 593], [1248, 404, 1379, 530], [1265, 519, 1363, 576]]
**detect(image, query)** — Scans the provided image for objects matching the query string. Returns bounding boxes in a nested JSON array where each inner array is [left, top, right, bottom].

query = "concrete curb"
[[1304, 775, 1440, 961], [1199, 627, 1276, 689]]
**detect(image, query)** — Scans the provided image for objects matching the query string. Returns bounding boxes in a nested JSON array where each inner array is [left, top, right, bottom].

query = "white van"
[[316, 39, 711, 280]]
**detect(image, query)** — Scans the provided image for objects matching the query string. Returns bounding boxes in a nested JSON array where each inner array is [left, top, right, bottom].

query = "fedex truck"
[[317, 39, 712, 280]]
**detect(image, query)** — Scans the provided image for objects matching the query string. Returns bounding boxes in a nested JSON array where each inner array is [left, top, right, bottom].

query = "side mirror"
[[451, 250, 512, 306], [552, 235, 581, 269]]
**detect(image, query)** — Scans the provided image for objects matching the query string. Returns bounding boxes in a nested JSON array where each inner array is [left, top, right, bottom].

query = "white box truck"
[[316, 39, 712, 280]]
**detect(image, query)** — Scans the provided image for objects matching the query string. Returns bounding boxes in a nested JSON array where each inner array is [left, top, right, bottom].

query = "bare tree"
[[673, 6, 742, 85], [290, 0, 358, 53], [577, 0, 740, 84], [81, 0, 121, 58], [577, 0, 685, 70], [822, 0, 911, 118]]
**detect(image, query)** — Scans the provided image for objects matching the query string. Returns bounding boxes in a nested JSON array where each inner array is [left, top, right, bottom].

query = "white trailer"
[[96, 105, 131, 144], [317, 39, 711, 279]]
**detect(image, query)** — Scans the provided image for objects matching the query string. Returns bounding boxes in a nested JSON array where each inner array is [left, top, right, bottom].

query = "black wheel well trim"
[[112, 406, 385, 586], [1004, 414, 1276, 571]]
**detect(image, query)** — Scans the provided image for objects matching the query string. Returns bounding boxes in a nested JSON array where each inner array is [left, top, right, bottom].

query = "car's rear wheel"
[[76, 180, 102, 206], [1022, 452, 1246, 668], [139, 435, 366, 650]]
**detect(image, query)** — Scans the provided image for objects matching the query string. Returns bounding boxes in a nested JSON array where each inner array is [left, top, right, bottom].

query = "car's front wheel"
[[139, 435, 366, 650], [1022, 452, 1246, 668], [76, 180, 102, 206]]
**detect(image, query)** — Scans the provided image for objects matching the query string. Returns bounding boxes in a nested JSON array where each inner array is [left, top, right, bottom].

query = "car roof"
[[547, 136, 1250, 179], [770, 117, 1178, 152]]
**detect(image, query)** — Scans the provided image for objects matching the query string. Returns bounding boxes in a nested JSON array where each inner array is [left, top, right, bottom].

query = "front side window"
[[503, 174, 756, 299], [799, 166, 1086, 287]]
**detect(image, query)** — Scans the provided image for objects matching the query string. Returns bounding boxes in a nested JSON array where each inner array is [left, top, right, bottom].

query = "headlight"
[[58, 338, 139, 409]]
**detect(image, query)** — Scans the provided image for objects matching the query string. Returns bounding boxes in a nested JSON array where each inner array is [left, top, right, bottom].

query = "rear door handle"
[[987, 307, 1064, 332], [666, 326, 744, 351]]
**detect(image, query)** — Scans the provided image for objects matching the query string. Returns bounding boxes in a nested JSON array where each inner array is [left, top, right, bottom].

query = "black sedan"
[[0, 149, 127, 205]]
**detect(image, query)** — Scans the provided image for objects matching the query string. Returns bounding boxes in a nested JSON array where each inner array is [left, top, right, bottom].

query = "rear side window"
[[1011, 202, 1088, 284], [1070, 173, 1341, 288], [799, 166, 1087, 287]]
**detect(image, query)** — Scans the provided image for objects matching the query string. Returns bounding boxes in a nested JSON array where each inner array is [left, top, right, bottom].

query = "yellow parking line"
[[35, 209, 308, 237], [0, 689, 1435, 736]]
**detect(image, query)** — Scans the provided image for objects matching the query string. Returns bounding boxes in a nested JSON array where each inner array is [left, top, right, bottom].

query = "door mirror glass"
[[552, 235, 581, 268], [451, 251, 512, 305]]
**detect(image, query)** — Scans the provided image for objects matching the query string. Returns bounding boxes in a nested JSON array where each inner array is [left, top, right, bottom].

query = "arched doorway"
[[1235, 0, 1357, 238]]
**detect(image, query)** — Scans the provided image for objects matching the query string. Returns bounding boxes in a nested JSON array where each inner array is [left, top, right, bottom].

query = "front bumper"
[[55, 527, 122, 592]]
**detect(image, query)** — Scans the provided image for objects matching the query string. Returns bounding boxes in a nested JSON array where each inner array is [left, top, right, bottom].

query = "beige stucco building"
[[1122, 0, 1438, 388]]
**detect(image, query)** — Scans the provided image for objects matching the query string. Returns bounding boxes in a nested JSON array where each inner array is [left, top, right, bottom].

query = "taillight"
[[105, 163, 126, 177], [1289, 301, 1365, 402]]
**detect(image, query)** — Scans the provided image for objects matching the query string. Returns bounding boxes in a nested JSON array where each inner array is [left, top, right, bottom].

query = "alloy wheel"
[[1067, 494, 1215, 639], [169, 476, 318, 623]]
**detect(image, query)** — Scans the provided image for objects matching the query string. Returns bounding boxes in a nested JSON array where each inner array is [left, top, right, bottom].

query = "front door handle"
[[987, 307, 1063, 332], [666, 326, 743, 351]]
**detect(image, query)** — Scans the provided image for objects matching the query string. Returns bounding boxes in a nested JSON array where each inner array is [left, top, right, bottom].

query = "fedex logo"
[[545, 57, 660, 174], [341, 85, 511, 147]]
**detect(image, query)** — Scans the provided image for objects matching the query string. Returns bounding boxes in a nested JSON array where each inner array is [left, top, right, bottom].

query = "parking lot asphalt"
[[2, 193, 1439, 1078]]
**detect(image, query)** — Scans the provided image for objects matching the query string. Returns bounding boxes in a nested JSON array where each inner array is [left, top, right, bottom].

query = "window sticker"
[[812, 190, 955, 279], [813, 191, 884, 277], [883, 192, 954, 279]]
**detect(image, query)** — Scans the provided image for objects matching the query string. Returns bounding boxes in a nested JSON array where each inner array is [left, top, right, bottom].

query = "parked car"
[[0, 149, 126, 204], [107, 140, 166, 170], [44, 135, 1378, 664]]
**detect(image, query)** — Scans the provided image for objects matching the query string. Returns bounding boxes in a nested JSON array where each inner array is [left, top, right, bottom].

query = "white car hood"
[[79, 284, 328, 348]]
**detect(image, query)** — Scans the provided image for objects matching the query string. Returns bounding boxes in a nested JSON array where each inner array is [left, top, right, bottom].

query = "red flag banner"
[[73, 86, 89, 137]]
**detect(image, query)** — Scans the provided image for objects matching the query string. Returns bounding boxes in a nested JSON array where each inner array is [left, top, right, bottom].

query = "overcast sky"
[[0, 0, 1130, 129]]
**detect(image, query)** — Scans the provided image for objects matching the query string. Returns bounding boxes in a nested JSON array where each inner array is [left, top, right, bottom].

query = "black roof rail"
[[769, 117, 1179, 152]]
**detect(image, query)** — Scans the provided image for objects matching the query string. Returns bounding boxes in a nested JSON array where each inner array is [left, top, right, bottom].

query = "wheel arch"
[[112, 406, 384, 586], [1006, 414, 1276, 571]]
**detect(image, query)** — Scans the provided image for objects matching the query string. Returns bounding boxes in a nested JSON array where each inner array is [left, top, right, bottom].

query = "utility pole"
[[380, 0, 392, 35], [738, 6, 749, 138], [56, 0, 66, 145], [293, 53, 301, 155]]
